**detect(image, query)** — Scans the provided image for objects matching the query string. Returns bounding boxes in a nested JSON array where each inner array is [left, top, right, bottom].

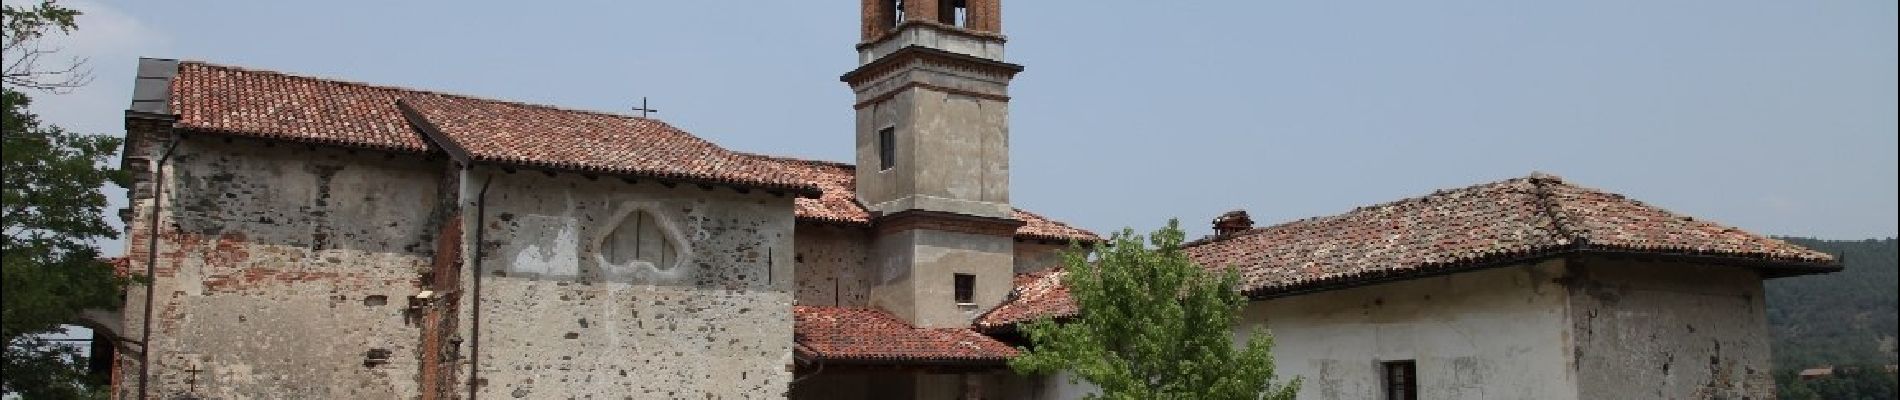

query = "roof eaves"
[[1242, 245, 1843, 300], [174, 126, 434, 155]]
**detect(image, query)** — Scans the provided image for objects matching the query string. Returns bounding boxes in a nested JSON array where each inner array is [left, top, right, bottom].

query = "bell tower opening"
[[939, 0, 968, 28], [862, 0, 999, 42], [882, 0, 903, 30]]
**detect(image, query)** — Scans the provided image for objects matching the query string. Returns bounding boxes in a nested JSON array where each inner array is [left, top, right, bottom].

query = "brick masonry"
[[118, 134, 446, 399]]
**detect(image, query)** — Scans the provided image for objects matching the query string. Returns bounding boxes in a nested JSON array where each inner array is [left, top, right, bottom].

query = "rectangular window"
[[954, 273, 975, 304], [878, 127, 896, 171], [1383, 360, 1417, 400]]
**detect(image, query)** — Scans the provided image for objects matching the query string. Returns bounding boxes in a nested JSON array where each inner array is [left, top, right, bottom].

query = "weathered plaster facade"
[[1242, 260, 1580, 400], [119, 136, 445, 399], [849, 64, 1015, 220], [1227, 257, 1779, 400], [116, 132, 802, 398], [868, 228, 1015, 328], [1568, 257, 1775, 399], [466, 169, 797, 399]]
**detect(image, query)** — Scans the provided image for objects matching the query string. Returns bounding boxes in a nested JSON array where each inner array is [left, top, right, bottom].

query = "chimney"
[[1212, 210, 1254, 236]]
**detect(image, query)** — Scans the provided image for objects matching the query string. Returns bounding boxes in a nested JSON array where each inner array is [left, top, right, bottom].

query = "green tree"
[[2, 1, 125, 397], [1011, 219, 1299, 400]]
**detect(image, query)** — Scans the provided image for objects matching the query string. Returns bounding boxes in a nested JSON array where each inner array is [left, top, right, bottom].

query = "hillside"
[[1766, 237, 1898, 398], [1766, 237, 1899, 370]]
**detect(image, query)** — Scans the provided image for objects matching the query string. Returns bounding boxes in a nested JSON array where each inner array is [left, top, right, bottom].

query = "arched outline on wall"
[[589, 201, 695, 285]]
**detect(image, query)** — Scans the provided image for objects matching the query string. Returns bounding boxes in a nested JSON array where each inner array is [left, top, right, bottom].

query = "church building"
[[106, 1, 1836, 399]]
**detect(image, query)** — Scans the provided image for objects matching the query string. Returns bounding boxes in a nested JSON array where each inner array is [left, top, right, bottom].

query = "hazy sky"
[[22, 0, 1898, 256]]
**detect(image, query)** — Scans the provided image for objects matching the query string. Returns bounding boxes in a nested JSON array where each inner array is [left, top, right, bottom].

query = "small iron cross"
[[631, 97, 659, 118], [184, 366, 205, 392]]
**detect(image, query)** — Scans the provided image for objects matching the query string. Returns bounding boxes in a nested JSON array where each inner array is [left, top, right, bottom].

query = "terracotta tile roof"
[[980, 173, 1839, 327], [170, 62, 433, 152], [398, 95, 819, 194], [1193, 173, 1835, 296], [1011, 209, 1101, 243], [974, 268, 1075, 330], [744, 155, 872, 224], [746, 153, 1103, 243], [169, 61, 819, 194], [793, 306, 1020, 364]]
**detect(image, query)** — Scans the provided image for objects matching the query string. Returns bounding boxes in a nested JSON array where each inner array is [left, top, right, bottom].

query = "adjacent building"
[[981, 175, 1837, 399]]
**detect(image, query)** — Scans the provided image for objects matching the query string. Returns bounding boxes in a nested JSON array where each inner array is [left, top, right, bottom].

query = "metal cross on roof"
[[631, 97, 659, 118]]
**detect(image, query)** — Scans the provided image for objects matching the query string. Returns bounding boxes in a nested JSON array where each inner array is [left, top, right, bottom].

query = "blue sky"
[[23, 0, 1898, 255]]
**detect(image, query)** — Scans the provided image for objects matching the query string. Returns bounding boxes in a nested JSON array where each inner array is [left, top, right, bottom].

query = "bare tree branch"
[[1, 3, 90, 93]]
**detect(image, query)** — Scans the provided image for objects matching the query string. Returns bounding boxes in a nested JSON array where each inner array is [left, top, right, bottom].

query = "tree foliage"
[[1011, 219, 1299, 400], [1, 1, 125, 397], [1767, 237, 1899, 400]]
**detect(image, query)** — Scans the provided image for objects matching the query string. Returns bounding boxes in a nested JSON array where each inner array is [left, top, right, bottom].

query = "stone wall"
[[1239, 260, 1580, 400], [119, 136, 445, 398], [464, 169, 796, 398], [1568, 256, 1775, 399], [793, 224, 873, 306]]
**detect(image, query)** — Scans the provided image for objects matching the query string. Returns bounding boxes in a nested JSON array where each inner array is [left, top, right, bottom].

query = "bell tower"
[[845, 0, 1022, 328]]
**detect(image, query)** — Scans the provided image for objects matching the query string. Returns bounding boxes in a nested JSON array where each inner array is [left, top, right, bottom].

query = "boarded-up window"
[[603, 210, 678, 269], [1383, 360, 1417, 400]]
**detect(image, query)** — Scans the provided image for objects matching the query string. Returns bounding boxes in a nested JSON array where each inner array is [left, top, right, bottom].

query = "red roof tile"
[[746, 155, 872, 224], [793, 306, 1020, 364], [974, 268, 1075, 330], [1012, 209, 1101, 243], [398, 95, 818, 193], [170, 61, 818, 194], [981, 173, 1839, 327], [1193, 173, 1834, 296], [106, 257, 132, 278], [171, 62, 432, 153], [748, 153, 1103, 243]]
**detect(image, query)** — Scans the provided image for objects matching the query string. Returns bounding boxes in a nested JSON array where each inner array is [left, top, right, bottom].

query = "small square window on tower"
[[953, 273, 976, 305], [1383, 360, 1417, 400], [878, 127, 896, 171]]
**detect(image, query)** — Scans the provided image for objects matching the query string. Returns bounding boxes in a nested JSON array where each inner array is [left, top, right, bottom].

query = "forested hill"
[[1765, 237, 1898, 369]]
